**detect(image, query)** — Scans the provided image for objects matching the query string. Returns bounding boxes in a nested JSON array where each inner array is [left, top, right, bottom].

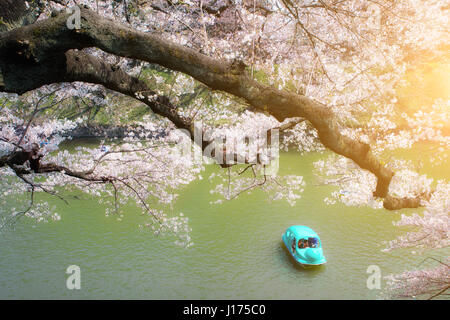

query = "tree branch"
[[0, 7, 426, 209]]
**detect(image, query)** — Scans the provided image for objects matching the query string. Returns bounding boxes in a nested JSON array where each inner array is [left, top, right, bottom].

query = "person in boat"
[[298, 239, 308, 249], [308, 237, 319, 248]]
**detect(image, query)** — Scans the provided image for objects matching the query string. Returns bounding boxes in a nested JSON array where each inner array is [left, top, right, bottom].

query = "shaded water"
[[0, 142, 448, 299]]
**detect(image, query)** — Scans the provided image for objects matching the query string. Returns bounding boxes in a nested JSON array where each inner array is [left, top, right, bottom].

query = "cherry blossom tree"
[[383, 181, 449, 299], [0, 0, 448, 298]]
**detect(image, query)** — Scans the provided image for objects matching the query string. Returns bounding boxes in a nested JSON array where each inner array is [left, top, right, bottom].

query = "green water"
[[0, 142, 448, 299]]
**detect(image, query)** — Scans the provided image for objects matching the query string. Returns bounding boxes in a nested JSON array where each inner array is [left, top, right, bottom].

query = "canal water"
[[0, 142, 447, 299]]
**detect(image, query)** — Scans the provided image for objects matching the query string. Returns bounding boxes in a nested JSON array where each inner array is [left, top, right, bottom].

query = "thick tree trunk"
[[0, 7, 424, 209], [0, 0, 41, 32], [0, 0, 27, 29]]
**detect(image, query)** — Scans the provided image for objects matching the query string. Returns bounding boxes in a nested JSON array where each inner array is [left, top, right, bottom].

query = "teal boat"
[[282, 226, 326, 266]]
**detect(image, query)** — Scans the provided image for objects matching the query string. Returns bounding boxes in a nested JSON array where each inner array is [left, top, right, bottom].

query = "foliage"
[[0, 0, 448, 298]]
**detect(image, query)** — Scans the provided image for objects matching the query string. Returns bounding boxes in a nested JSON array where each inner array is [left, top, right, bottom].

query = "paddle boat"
[[282, 225, 326, 266]]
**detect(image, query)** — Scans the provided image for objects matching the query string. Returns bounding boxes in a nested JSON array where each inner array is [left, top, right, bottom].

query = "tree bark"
[[0, 7, 425, 209], [0, 0, 42, 32]]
